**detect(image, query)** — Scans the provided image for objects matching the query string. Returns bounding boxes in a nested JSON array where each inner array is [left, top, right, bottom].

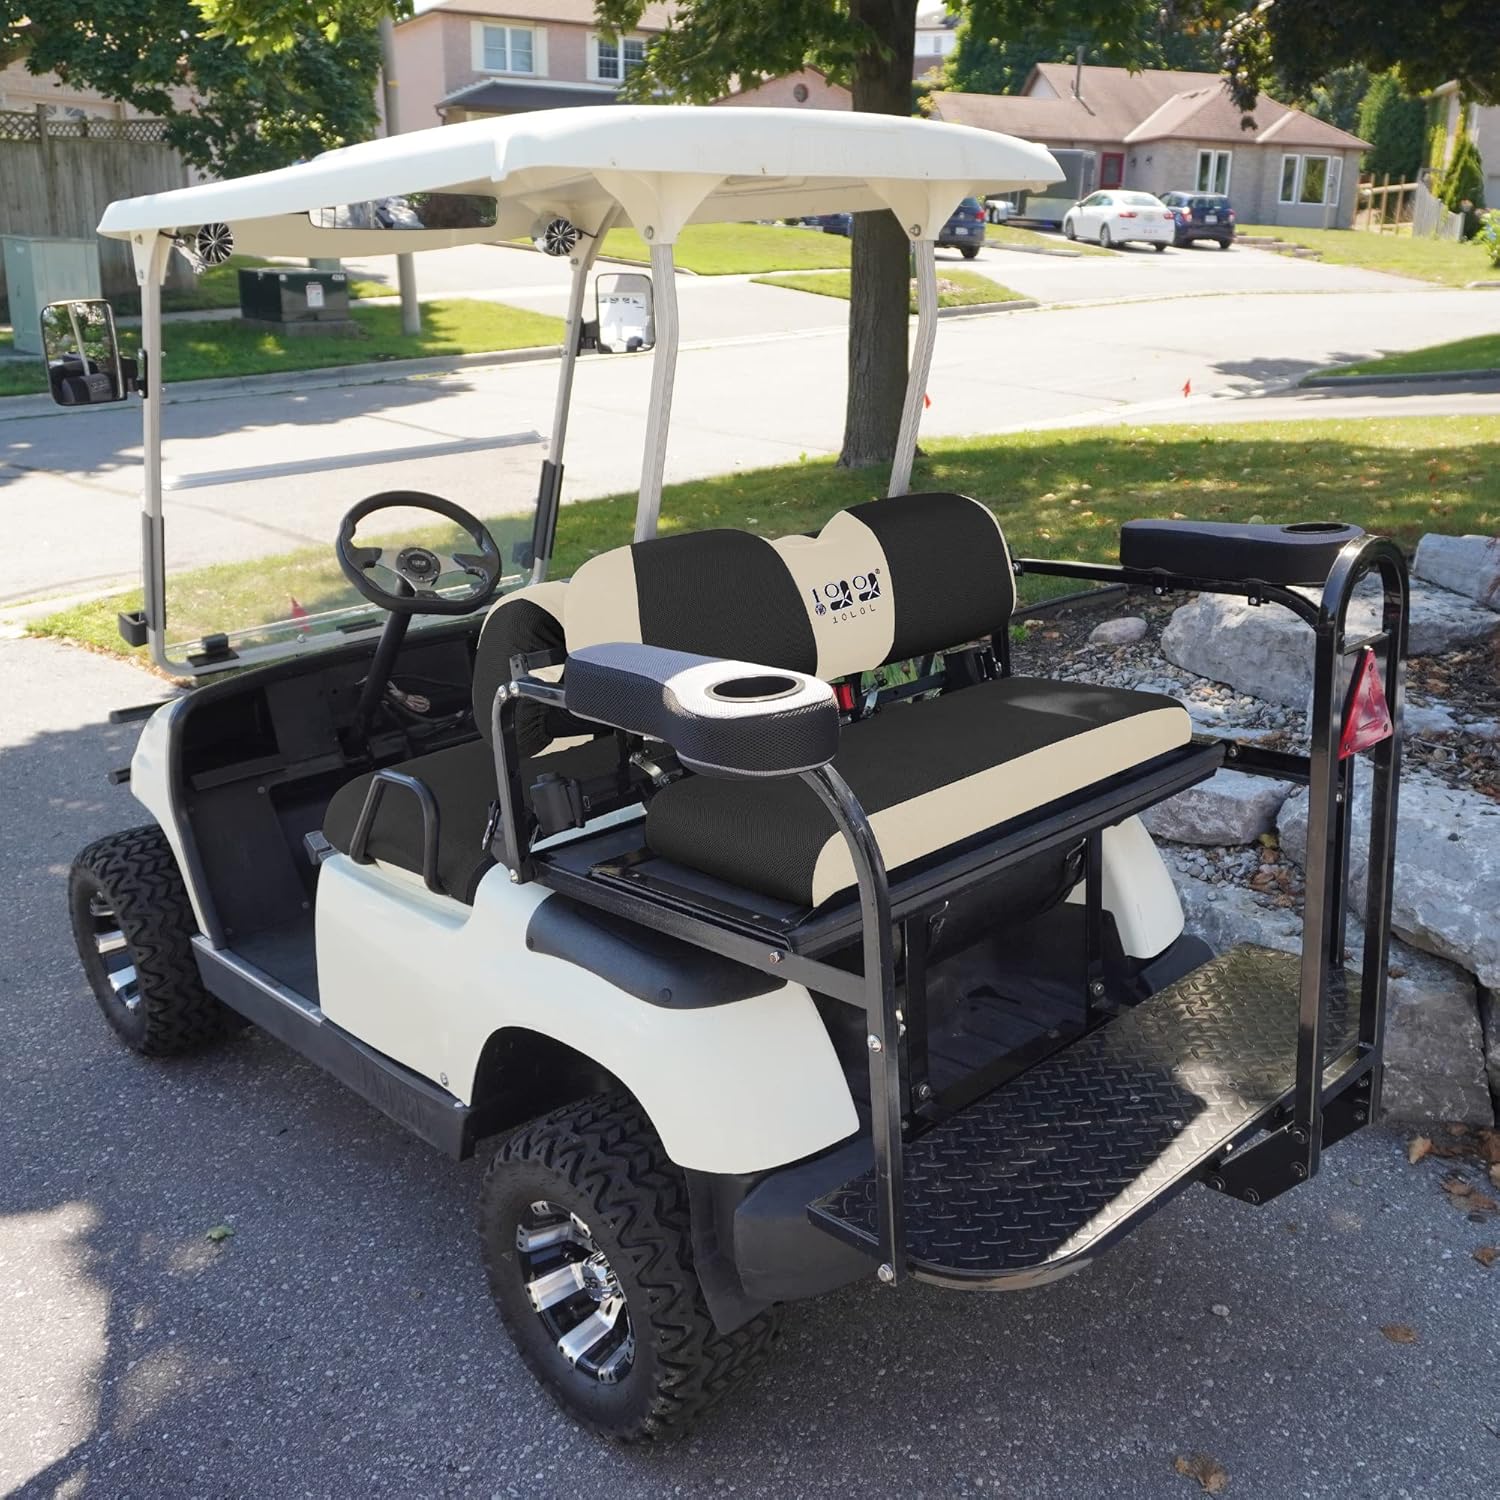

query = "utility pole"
[[379, 11, 421, 335]]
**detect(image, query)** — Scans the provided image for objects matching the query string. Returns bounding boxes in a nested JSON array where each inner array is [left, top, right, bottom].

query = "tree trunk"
[[839, 0, 919, 471]]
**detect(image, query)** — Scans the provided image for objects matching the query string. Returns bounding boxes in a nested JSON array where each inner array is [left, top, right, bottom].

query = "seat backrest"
[[565, 492, 1014, 681], [471, 580, 574, 753]]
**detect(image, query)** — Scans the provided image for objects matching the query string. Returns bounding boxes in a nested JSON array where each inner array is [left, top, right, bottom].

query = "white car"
[[1063, 190, 1175, 251]]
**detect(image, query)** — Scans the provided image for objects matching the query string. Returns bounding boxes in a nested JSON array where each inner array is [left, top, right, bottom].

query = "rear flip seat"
[[565, 493, 1190, 909]]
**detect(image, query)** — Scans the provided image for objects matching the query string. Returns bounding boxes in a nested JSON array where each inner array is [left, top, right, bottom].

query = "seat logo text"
[[812, 567, 881, 623]]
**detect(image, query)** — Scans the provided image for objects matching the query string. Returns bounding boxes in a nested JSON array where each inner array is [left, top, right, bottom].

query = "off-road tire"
[[69, 824, 231, 1056], [480, 1093, 780, 1442]]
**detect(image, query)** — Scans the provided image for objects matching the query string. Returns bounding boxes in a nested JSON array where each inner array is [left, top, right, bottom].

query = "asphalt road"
[[4, 249, 1499, 610], [2, 633, 1498, 1499]]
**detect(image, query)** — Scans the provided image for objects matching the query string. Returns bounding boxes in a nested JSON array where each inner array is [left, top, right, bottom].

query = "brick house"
[[393, 0, 674, 126], [931, 62, 1369, 228]]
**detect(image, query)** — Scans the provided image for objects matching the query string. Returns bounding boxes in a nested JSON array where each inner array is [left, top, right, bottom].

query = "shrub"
[[1438, 114, 1487, 236], [1358, 72, 1425, 182], [1477, 210, 1500, 268]]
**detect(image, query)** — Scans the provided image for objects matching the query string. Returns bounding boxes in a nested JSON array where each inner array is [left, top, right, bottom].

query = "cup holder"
[[705, 673, 801, 703], [1282, 522, 1353, 534]]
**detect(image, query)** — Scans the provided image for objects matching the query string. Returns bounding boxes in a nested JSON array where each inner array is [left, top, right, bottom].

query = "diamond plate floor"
[[812, 945, 1354, 1282]]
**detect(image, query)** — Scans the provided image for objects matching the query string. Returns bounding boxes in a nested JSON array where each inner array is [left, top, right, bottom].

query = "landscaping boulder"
[[1277, 770, 1500, 989], [1481, 987, 1500, 1107], [1167, 859, 1493, 1124], [1088, 616, 1148, 647], [1161, 584, 1500, 708], [1413, 533, 1500, 611], [1141, 769, 1295, 846]]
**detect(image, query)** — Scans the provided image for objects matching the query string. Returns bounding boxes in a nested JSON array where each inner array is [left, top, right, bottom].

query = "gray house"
[[932, 63, 1369, 228]]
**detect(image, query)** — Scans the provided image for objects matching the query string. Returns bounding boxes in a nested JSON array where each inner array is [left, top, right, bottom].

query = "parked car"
[[1161, 191, 1236, 248], [804, 211, 852, 236], [983, 195, 1015, 224], [1062, 190, 1174, 251], [938, 195, 987, 258]]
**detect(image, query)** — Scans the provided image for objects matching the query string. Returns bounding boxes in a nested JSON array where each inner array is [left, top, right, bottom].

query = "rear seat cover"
[[568, 493, 1190, 909]]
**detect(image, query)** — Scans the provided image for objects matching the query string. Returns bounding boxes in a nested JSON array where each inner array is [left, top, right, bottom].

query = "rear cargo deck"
[[810, 946, 1355, 1286]]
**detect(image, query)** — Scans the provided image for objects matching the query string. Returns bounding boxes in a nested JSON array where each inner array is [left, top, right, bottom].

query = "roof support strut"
[[889, 238, 938, 498], [633, 239, 679, 542], [531, 205, 619, 583], [131, 231, 174, 674]]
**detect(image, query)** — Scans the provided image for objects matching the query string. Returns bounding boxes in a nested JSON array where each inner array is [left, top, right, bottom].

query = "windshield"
[[160, 416, 543, 661]]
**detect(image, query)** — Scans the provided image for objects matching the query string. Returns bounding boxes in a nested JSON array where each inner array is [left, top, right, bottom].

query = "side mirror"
[[594, 272, 654, 354], [40, 298, 137, 406]]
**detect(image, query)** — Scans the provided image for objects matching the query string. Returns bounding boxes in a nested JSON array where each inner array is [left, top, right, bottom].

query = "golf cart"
[[55, 107, 1407, 1442]]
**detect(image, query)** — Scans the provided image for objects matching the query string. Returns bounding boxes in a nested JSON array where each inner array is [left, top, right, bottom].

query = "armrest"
[[563, 643, 838, 780], [1120, 519, 1364, 586]]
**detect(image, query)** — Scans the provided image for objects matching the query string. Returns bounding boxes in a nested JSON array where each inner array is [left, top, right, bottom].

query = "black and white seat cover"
[[568, 493, 1190, 907]]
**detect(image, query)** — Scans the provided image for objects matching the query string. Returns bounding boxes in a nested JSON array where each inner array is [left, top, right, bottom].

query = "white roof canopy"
[[97, 105, 1063, 257]]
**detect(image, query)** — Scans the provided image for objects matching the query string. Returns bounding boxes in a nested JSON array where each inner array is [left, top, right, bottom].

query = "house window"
[[1279, 153, 1337, 205], [1100, 152, 1124, 189], [1196, 149, 1231, 195], [480, 24, 535, 74], [593, 33, 646, 82]]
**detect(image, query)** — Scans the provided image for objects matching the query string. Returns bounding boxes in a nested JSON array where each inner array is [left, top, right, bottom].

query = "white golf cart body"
[[78, 104, 1407, 1340]]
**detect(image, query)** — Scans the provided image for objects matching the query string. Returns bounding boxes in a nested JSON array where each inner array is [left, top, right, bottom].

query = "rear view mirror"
[[595, 272, 654, 354], [41, 299, 136, 406]]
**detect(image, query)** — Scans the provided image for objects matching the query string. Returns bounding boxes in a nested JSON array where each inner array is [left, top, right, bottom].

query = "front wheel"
[[1098, 225, 1113, 249], [480, 1094, 779, 1441], [960, 245, 979, 260], [69, 825, 233, 1055], [1063, 218, 1077, 241]]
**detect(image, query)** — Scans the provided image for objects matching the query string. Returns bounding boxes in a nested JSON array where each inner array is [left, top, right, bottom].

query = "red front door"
[[1100, 152, 1124, 190]]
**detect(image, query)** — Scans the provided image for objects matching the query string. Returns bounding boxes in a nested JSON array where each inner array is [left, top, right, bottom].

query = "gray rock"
[[1168, 859, 1493, 1124], [1088, 616, 1148, 647], [1141, 769, 1295, 846], [1404, 702, 1460, 739], [1382, 945, 1494, 1126], [1481, 987, 1500, 1107], [1278, 769, 1500, 989], [1161, 584, 1500, 707], [1413, 533, 1500, 611]]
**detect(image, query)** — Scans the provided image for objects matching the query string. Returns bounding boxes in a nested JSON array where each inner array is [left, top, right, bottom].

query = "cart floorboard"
[[810, 946, 1356, 1286]]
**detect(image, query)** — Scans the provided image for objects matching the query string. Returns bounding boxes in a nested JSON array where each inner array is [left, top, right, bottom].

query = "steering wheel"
[[335, 490, 503, 616]]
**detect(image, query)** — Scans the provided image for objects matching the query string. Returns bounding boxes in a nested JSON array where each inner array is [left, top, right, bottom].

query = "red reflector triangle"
[[1339, 647, 1393, 759]]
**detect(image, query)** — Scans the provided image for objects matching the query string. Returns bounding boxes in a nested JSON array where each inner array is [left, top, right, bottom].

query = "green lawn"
[[599, 222, 852, 275], [0, 298, 564, 398], [987, 222, 1110, 257], [1239, 224, 1497, 286], [1318, 333, 1500, 379], [751, 268, 1025, 309], [33, 413, 1500, 663]]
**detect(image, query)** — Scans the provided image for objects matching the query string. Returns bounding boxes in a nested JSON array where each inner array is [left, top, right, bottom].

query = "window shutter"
[[532, 28, 548, 78]]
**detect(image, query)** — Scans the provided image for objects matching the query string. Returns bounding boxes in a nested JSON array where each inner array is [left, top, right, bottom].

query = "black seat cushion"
[[324, 736, 621, 903], [644, 678, 1190, 908]]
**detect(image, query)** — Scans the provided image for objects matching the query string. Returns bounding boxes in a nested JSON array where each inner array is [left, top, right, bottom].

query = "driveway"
[[4, 280, 1498, 614], [2, 632, 1498, 1499]]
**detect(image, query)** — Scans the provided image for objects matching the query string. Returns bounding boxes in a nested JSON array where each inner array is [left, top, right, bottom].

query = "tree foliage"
[[1223, 1, 1500, 113], [0, 0, 383, 176], [1356, 72, 1424, 182], [1302, 63, 1369, 134], [194, 0, 411, 59]]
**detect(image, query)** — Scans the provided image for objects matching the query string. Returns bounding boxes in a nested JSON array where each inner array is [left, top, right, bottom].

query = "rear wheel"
[[480, 1093, 780, 1441], [1153, 242, 1167, 253], [1098, 225, 1113, 249], [960, 245, 979, 260], [1219, 238, 1232, 250], [69, 825, 232, 1056]]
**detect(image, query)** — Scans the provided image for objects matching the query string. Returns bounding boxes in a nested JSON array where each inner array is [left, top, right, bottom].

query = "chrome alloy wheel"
[[516, 1200, 634, 1383], [88, 893, 140, 1012]]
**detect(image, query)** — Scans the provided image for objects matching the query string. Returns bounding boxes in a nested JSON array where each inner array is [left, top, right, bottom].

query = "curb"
[[0, 341, 566, 422], [986, 242, 1084, 259], [937, 298, 1039, 319], [1302, 367, 1500, 388], [1464, 280, 1500, 290]]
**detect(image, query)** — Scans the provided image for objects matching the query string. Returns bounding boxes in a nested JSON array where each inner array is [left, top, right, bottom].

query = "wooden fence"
[[0, 107, 194, 312], [1356, 171, 1466, 241]]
